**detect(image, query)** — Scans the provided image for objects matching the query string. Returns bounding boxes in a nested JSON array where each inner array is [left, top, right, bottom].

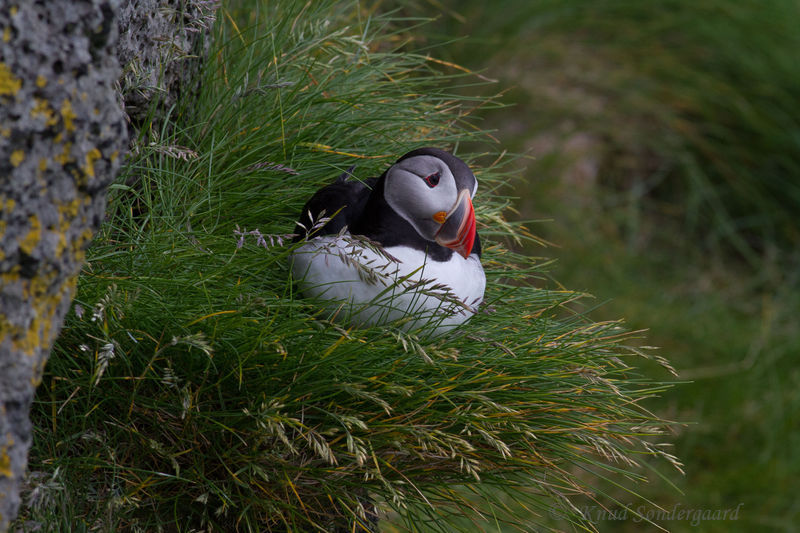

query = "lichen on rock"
[[0, 1, 128, 529], [116, 0, 219, 130]]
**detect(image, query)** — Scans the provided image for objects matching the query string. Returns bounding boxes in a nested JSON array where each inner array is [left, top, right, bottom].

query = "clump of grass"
[[18, 1, 678, 531]]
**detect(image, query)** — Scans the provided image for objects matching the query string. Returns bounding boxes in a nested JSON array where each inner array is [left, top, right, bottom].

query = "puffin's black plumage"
[[293, 148, 481, 262], [293, 166, 377, 241], [290, 147, 486, 334]]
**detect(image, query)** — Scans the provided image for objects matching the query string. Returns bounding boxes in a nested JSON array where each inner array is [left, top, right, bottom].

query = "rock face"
[[117, 0, 218, 129], [0, 1, 128, 529], [0, 1, 218, 527]]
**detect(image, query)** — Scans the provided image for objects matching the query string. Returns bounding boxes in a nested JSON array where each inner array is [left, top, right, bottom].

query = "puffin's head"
[[383, 148, 478, 259]]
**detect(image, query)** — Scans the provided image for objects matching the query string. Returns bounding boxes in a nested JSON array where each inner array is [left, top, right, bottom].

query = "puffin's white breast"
[[290, 235, 485, 335]]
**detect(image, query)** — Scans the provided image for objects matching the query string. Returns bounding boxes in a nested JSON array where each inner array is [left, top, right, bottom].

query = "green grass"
[[428, 0, 800, 530], [14, 1, 679, 532], [541, 215, 800, 532], [433, 0, 800, 261]]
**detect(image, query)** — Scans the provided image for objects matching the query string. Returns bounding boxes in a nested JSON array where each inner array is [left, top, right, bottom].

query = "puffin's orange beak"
[[434, 189, 476, 259]]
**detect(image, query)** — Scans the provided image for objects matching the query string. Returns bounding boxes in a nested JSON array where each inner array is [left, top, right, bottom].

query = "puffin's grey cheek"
[[414, 218, 441, 241]]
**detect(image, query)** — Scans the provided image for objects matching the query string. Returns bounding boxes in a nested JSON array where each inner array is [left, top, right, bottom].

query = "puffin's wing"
[[293, 170, 378, 241]]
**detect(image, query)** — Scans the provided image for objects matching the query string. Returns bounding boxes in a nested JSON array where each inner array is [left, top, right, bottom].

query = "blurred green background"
[[421, 0, 800, 531]]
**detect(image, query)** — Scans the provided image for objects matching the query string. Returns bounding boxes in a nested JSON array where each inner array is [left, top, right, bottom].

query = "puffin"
[[290, 147, 485, 335]]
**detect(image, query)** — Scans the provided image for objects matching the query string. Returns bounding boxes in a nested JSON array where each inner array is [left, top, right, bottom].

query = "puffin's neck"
[[349, 175, 455, 262]]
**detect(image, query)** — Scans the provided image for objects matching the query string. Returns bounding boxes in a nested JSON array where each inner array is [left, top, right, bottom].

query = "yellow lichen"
[[78, 227, 94, 246], [15, 320, 40, 356], [56, 198, 81, 256], [55, 231, 67, 256], [31, 98, 57, 126], [10, 149, 24, 167], [84, 147, 101, 178], [36, 75, 47, 88], [0, 434, 13, 477], [0, 450, 11, 478], [72, 227, 95, 261], [60, 98, 76, 132], [58, 197, 81, 219], [39, 158, 47, 172], [27, 268, 58, 300], [19, 214, 42, 255], [3, 196, 15, 212], [7, 271, 71, 357], [1, 266, 20, 285], [0, 62, 21, 96], [3, 27, 10, 43], [55, 142, 72, 165]]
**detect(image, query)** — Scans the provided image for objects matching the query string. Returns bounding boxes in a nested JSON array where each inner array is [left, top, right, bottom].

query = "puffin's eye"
[[423, 172, 441, 188]]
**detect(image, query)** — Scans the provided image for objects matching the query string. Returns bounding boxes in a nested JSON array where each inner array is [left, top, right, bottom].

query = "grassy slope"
[[15, 2, 679, 532], [431, 0, 800, 531]]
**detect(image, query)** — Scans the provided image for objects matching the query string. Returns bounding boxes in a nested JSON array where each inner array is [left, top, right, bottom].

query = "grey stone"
[[0, 0, 128, 529], [117, 0, 218, 129], [0, 1, 218, 528]]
